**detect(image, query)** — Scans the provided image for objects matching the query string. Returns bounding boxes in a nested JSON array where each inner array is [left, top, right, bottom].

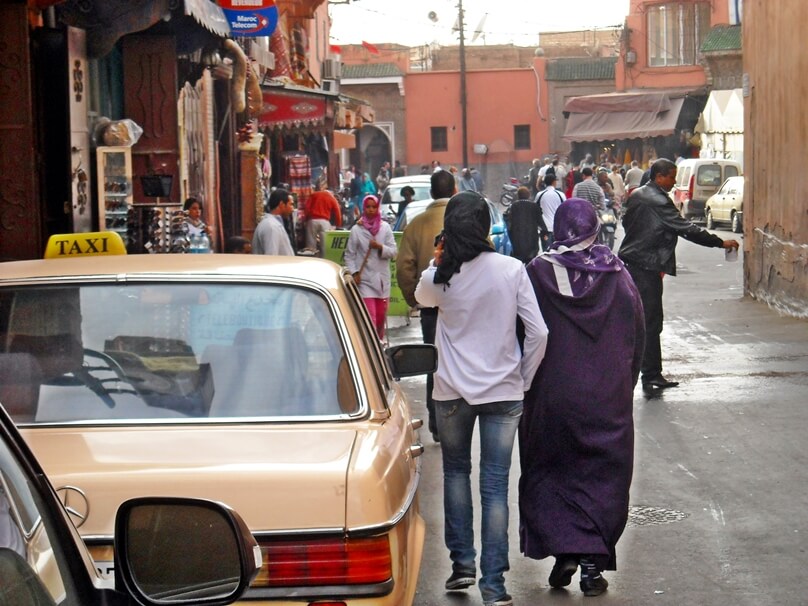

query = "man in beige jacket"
[[396, 169, 456, 442]]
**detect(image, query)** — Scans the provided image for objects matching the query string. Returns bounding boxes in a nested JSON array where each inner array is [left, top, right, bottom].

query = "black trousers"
[[420, 307, 438, 435], [624, 264, 664, 381]]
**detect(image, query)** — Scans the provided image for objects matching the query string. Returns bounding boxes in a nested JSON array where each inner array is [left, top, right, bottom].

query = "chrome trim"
[[248, 578, 394, 600]]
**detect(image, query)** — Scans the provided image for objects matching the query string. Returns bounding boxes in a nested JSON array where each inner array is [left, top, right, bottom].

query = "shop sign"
[[324, 231, 409, 317], [218, 0, 278, 37]]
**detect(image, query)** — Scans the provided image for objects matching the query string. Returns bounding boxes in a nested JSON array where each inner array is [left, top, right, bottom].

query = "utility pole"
[[458, 0, 468, 169]]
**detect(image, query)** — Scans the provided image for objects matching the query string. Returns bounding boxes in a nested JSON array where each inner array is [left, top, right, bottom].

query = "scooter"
[[500, 177, 522, 207], [598, 198, 618, 250]]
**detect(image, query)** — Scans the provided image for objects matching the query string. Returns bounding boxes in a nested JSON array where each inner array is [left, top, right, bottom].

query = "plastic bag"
[[101, 119, 143, 147]]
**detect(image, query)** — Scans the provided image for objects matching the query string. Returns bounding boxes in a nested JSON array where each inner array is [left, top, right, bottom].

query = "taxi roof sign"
[[44, 231, 127, 259]]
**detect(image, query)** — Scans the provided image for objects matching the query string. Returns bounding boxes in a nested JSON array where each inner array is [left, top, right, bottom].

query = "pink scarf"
[[362, 195, 382, 236]]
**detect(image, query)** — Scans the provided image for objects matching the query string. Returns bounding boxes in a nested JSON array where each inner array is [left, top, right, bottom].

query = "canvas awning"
[[562, 91, 686, 142], [695, 88, 744, 134]]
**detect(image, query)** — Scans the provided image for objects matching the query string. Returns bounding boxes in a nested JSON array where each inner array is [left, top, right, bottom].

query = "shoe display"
[[548, 557, 578, 588], [444, 571, 475, 591], [483, 593, 513, 606], [642, 375, 680, 390]]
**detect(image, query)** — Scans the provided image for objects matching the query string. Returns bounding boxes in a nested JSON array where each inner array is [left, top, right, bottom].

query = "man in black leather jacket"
[[618, 158, 739, 393]]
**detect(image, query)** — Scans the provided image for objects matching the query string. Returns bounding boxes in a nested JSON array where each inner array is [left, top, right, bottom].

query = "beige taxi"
[[0, 232, 436, 605]]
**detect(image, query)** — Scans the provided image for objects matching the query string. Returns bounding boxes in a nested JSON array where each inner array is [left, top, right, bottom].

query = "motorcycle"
[[598, 198, 618, 250], [500, 176, 528, 207]]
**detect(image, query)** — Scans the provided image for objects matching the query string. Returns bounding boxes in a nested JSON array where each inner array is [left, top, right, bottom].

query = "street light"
[[458, 0, 469, 169]]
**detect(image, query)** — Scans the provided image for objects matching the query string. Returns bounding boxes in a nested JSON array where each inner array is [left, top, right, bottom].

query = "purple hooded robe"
[[518, 198, 645, 571]]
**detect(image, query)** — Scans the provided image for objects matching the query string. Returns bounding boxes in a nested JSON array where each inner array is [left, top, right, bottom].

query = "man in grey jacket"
[[618, 158, 739, 393]]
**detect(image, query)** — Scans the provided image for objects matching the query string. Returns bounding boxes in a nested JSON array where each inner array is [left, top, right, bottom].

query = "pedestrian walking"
[[345, 194, 397, 340], [573, 167, 606, 211], [535, 174, 566, 249], [415, 191, 548, 606], [618, 158, 739, 393], [519, 198, 645, 598], [304, 178, 342, 257], [505, 186, 544, 264], [252, 188, 295, 256], [396, 169, 457, 442]]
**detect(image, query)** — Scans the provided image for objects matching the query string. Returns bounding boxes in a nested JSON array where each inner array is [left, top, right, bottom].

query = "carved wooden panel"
[[0, 4, 41, 261], [122, 35, 180, 203]]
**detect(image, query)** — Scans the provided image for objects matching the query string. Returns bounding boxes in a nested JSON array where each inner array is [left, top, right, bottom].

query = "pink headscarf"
[[362, 194, 382, 236]]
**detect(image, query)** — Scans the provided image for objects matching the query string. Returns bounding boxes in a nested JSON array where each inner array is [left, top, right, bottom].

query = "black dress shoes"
[[548, 557, 578, 588], [642, 376, 680, 390]]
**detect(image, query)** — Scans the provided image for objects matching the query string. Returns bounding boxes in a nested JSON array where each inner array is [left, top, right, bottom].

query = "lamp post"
[[458, 0, 469, 169]]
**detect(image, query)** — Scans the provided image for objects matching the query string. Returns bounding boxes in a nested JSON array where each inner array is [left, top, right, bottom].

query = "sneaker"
[[483, 593, 513, 606], [444, 571, 475, 591]]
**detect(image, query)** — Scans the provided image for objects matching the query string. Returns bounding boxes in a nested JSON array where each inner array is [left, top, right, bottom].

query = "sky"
[[328, 0, 631, 48]]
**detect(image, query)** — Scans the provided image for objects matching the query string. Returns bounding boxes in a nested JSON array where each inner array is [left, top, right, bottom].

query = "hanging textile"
[[283, 153, 312, 207]]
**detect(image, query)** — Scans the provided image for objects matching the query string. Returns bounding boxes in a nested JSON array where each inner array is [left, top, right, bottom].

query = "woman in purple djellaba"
[[518, 198, 645, 597]]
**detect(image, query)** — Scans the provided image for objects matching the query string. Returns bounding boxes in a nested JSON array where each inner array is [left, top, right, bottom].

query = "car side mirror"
[[114, 497, 261, 605], [385, 344, 438, 379]]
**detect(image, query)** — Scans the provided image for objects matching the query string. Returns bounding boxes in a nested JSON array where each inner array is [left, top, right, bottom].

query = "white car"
[[379, 175, 433, 222], [704, 175, 744, 233]]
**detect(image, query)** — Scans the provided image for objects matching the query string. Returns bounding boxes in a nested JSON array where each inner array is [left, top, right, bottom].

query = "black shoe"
[[579, 557, 608, 597], [580, 575, 609, 597], [445, 571, 475, 591], [548, 557, 578, 588], [642, 376, 679, 390]]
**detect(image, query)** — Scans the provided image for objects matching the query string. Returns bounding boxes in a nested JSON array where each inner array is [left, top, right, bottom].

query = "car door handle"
[[410, 443, 425, 458], [410, 418, 423, 431]]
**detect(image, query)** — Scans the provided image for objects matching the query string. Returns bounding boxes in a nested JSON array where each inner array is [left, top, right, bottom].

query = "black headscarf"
[[434, 191, 494, 285]]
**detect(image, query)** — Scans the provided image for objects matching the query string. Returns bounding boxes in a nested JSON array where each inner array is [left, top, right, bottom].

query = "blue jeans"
[[436, 398, 523, 602]]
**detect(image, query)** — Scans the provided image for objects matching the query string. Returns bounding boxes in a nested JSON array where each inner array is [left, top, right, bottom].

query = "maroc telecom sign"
[[219, 0, 278, 37]]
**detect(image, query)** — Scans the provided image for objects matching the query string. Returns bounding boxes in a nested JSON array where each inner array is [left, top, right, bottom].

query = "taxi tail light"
[[252, 535, 392, 587], [687, 174, 694, 201]]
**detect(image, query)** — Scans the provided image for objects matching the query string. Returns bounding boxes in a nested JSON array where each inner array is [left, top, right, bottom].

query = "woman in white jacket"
[[345, 194, 397, 340]]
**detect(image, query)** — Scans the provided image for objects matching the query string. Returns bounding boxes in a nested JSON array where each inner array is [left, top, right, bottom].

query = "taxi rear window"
[[0, 283, 359, 424]]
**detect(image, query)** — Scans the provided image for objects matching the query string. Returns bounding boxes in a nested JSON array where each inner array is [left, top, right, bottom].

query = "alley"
[[388, 231, 808, 606]]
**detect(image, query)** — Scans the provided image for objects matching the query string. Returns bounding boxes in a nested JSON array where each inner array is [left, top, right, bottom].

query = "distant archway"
[[352, 122, 393, 189]]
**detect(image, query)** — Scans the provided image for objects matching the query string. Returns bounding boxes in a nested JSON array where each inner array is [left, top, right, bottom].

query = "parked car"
[[0, 399, 260, 606], [671, 158, 742, 221], [395, 197, 513, 256], [379, 175, 432, 222], [704, 175, 744, 233], [0, 232, 437, 605]]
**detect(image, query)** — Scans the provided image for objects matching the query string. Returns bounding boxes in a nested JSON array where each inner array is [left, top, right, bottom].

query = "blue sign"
[[221, 2, 278, 37]]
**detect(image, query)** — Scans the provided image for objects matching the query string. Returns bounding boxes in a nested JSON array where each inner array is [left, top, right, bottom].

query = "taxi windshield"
[[0, 283, 359, 424]]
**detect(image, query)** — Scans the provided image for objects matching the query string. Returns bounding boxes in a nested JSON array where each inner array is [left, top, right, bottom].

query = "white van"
[[671, 159, 742, 221]]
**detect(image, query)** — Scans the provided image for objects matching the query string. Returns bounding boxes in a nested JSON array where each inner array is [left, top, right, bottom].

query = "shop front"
[[562, 89, 707, 167]]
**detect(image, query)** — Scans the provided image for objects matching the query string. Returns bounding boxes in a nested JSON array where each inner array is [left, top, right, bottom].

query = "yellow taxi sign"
[[44, 231, 127, 259]]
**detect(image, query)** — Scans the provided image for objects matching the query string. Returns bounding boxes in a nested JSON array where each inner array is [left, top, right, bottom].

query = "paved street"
[[387, 229, 808, 605]]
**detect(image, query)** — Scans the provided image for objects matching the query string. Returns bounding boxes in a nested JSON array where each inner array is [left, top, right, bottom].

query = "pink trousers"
[[363, 297, 388, 340]]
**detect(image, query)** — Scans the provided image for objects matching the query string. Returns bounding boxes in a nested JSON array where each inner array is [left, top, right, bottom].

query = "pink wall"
[[405, 63, 550, 171], [617, 0, 731, 92]]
